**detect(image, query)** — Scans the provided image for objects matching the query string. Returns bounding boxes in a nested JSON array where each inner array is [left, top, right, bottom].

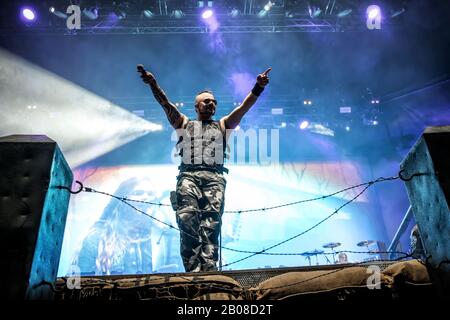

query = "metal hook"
[[399, 169, 425, 182], [57, 180, 84, 194]]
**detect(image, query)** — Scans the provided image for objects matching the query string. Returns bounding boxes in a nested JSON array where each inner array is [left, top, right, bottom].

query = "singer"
[[138, 64, 271, 272]]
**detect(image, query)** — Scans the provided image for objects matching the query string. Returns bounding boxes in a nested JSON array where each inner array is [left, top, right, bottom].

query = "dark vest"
[[176, 120, 228, 173]]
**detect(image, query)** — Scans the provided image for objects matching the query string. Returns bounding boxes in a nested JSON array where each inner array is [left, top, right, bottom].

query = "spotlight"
[[308, 100, 312, 105], [281, 122, 287, 128], [391, 8, 405, 18], [345, 126, 350, 131], [285, 10, 294, 18], [49, 7, 68, 19], [229, 8, 239, 17], [22, 8, 36, 21], [299, 120, 309, 130], [308, 4, 321, 18], [143, 10, 154, 18], [201, 9, 214, 19], [264, 1, 273, 11], [257, 9, 268, 18], [83, 8, 99, 20], [113, 5, 127, 20], [172, 10, 184, 19], [368, 6, 380, 19], [337, 9, 352, 18], [115, 10, 126, 19]]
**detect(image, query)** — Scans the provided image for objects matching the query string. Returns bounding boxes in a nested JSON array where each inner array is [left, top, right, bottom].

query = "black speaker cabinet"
[[400, 125, 450, 297], [0, 135, 73, 299]]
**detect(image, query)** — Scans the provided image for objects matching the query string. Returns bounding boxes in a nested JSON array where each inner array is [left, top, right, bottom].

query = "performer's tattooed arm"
[[138, 65, 186, 129], [149, 82, 185, 128], [222, 68, 271, 130]]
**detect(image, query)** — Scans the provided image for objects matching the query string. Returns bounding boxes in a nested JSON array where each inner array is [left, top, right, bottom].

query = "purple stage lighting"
[[22, 8, 36, 21], [202, 9, 214, 19], [299, 121, 309, 130], [368, 6, 380, 19]]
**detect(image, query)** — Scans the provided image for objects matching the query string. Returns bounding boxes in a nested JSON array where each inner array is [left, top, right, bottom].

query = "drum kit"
[[300, 249, 324, 266], [357, 240, 381, 261], [301, 239, 379, 266]]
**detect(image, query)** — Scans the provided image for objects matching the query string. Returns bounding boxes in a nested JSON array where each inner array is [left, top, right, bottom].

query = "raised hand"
[[137, 64, 157, 85], [256, 67, 272, 87]]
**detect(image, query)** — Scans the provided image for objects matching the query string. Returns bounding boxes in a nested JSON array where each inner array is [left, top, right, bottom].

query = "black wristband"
[[251, 83, 264, 96]]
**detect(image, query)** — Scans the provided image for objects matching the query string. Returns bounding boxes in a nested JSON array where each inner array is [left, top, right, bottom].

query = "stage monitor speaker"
[[0, 135, 73, 299], [400, 125, 450, 296]]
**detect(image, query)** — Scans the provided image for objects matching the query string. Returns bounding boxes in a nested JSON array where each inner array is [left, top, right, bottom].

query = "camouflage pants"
[[175, 170, 226, 272]]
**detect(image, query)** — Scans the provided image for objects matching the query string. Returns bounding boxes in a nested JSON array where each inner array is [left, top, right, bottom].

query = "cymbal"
[[322, 242, 341, 249], [301, 249, 324, 256], [357, 240, 375, 247]]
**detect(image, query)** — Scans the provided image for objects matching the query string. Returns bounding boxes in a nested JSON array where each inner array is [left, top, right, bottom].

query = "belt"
[[178, 164, 229, 174]]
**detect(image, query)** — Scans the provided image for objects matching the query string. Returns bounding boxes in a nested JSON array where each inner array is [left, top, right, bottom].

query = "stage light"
[[180, 102, 184, 107], [22, 8, 36, 21], [83, 8, 99, 20], [229, 8, 240, 17], [257, 9, 268, 18], [143, 10, 154, 18], [235, 125, 240, 130], [303, 100, 307, 105], [113, 4, 127, 20], [202, 9, 214, 19], [0, 48, 162, 168], [281, 122, 287, 128], [308, 100, 312, 105], [391, 8, 405, 18], [337, 9, 352, 17], [50, 7, 68, 19], [264, 1, 273, 11], [172, 10, 184, 19], [308, 4, 321, 18], [299, 121, 309, 130], [368, 6, 380, 19], [345, 126, 350, 131], [285, 10, 294, 18]]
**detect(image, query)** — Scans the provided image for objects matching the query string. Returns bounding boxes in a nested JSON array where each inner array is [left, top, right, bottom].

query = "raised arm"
[[137, 64, 187, 129], [222, 68, 271, 130]]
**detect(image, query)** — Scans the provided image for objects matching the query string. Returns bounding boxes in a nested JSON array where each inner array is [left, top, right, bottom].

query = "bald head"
[[195, 91, 217, 121]]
